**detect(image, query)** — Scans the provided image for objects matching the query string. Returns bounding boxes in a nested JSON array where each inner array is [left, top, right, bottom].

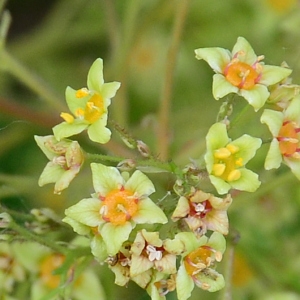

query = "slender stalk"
[[0, 50, 65, 112], [157, 0, 190, 160]]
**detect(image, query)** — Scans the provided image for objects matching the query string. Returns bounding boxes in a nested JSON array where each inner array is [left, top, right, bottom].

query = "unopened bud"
[[137, 140, 151, 158], [0, 212, 12, 228], [117, 159, 136, 171]]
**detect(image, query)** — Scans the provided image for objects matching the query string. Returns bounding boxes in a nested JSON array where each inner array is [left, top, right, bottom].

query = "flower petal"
[[194, 47, 231, 73], [52, 121, 88, 141], [64, 198, 102, 227], [91, 163, 124, 195], [260, 109, 283, 136], [125, 170, 155, 197], [38, 163, 64, 186], [91, 235, 108, 262], [285, 95, 300, 122], [34, 135, 57, 160], [239, 84, 270, 111], [209, 175, 231, 195], [101, 81, 121, 101], [195, 270, 225, 292], [133, 198, 167, 224], [231, 134, 262, 164], [212, 74, 238, 100], [65, 86, 87, 114], [284, 158, 300, 180], [87, 115, 111, 144], [206, 122, 230, 151], [87, 58, 104, 92], [232, 37, 257, 64], [176, 264, 194, 300], [62, 216, 91, 235], [101, 222, 132, 255], [264, 139, 282, 170], [260, 65, 292, 86], [230, 168, 261, 192]]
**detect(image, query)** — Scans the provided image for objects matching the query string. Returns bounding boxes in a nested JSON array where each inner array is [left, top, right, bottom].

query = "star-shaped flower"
[[261, 96, 300, 179], [34, 135, 84, 194], [53, 58, 121, 144], [195, 37, 292, 111], [205, 122, 262, 194], [63, 163, 167, 256], [171, 189, 232, 236]]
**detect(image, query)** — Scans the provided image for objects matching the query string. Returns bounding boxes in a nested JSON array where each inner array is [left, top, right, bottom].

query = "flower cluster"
[[29, 36, 300, 300]]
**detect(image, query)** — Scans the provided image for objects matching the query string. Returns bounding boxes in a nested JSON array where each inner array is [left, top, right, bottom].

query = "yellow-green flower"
[[195, 37, 292, 111], [171, 232, 226, 300], [34, 135, 84, 194], [205, 122, 262, 194], [53, 58, 121, 144], [261, 96, 300, 179], [63, 163, 167, 256]]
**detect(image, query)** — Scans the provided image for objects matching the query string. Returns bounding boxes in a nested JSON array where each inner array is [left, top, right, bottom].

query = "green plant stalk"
[[9, 219, 67, 254], [158, 0, 190, 160], [0, 50, 65, 112]]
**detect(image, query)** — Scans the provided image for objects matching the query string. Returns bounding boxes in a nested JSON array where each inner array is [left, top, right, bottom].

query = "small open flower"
[[34, 135, 84, 194], [205, 122, 262, 194], [130, 229, 177, 278], [172, 189, 232, 236], [173, 232, 226, 300], [195, 37, 292, 111], [53, 58, 121, 144], [261, 96, 300, 179], [63, 163, 167, 256]]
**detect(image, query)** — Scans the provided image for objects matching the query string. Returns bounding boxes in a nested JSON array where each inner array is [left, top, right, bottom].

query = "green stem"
[[157, 0, 190, 160], [0, 50, 65, 112], [9, 219, 67, 254]]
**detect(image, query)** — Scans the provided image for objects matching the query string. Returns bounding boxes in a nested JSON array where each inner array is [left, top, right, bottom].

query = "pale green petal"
[[231, 134, 262, 164], [195, 271, 225, 292], [171, 196, 190, 220], [232, 37, 257, 64], [284, 158, 300, 180], [130, 255, 153, 277], [62, 216, 91, 235], [65, 86, 87, 114], [265, 139, 282, 170], [125, 170, 155, 197], [109, 264, 130, 286], [52, 121, 88, 141], [230, 168, 261, 192], [207, 232, 226, 254], [34, 135, 56, 160], [64, 198, 102, 227], [209, 175, 231, 195], [101, 81, 121, 101], [204, 150, 214, 173], [176, 264, 194, 300], [133, 198, 167, 224], [91, 235, 108, 262], [260, 109, 283, 136], [87, 115, 111, 144], [239, 84, 269, 111], [54, 169, 78, 194], [212, 74, 238, 100], [87, 58, 104, 92], [285, 95, 300, 122], [206, 122, 229, 150], [91, 163, 124, 195], [260, 65, 292, 86], [174, 232, 207, 255], [38, 163, 64, 186], [101, 222, 132, 255], [194, 47, 231, 73]]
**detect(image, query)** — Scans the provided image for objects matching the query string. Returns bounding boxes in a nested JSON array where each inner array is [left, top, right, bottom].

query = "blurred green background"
[[1, 0, 300, 299]]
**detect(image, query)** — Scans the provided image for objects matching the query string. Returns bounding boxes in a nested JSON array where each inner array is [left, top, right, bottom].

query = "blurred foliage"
[[1, 0, 300, 299]]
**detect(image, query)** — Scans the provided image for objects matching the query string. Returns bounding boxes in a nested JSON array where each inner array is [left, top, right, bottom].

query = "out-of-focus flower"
[[53, 58, 120, 144], [171, 189, 232, 236], [63, 163, 167, 256], [35, 135, 84, 194], [195, 37, 292, 111], [205, 122, 262, 194], [261, 96, 300, 178]]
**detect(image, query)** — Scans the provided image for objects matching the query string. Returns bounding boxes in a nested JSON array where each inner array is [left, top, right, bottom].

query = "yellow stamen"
[[226, 144, 239, 154], [212, 164, 226, 176], [227, 169, 241, 182], [235, 157, 243, 167], [75, 108, 85, 118], [76, 88, 90, 98], [60, 112, 74, 124], [214, 148, 231, 159]]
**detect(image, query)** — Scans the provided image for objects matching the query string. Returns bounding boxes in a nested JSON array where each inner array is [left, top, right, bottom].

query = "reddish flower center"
[[224, 61, 260, 90], [190, 200, 213, 218], [101, 189, 138, 225], [277, 120, 300, 157]]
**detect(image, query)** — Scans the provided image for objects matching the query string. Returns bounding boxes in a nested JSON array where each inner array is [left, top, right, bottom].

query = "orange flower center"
[[212, 144, 243, 182], [101, 189, 138, 225], [40, 254, 65, 289], [224, 61, 259, 90], [277, 121, 300, 157], [184, 246, 213, 276]]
